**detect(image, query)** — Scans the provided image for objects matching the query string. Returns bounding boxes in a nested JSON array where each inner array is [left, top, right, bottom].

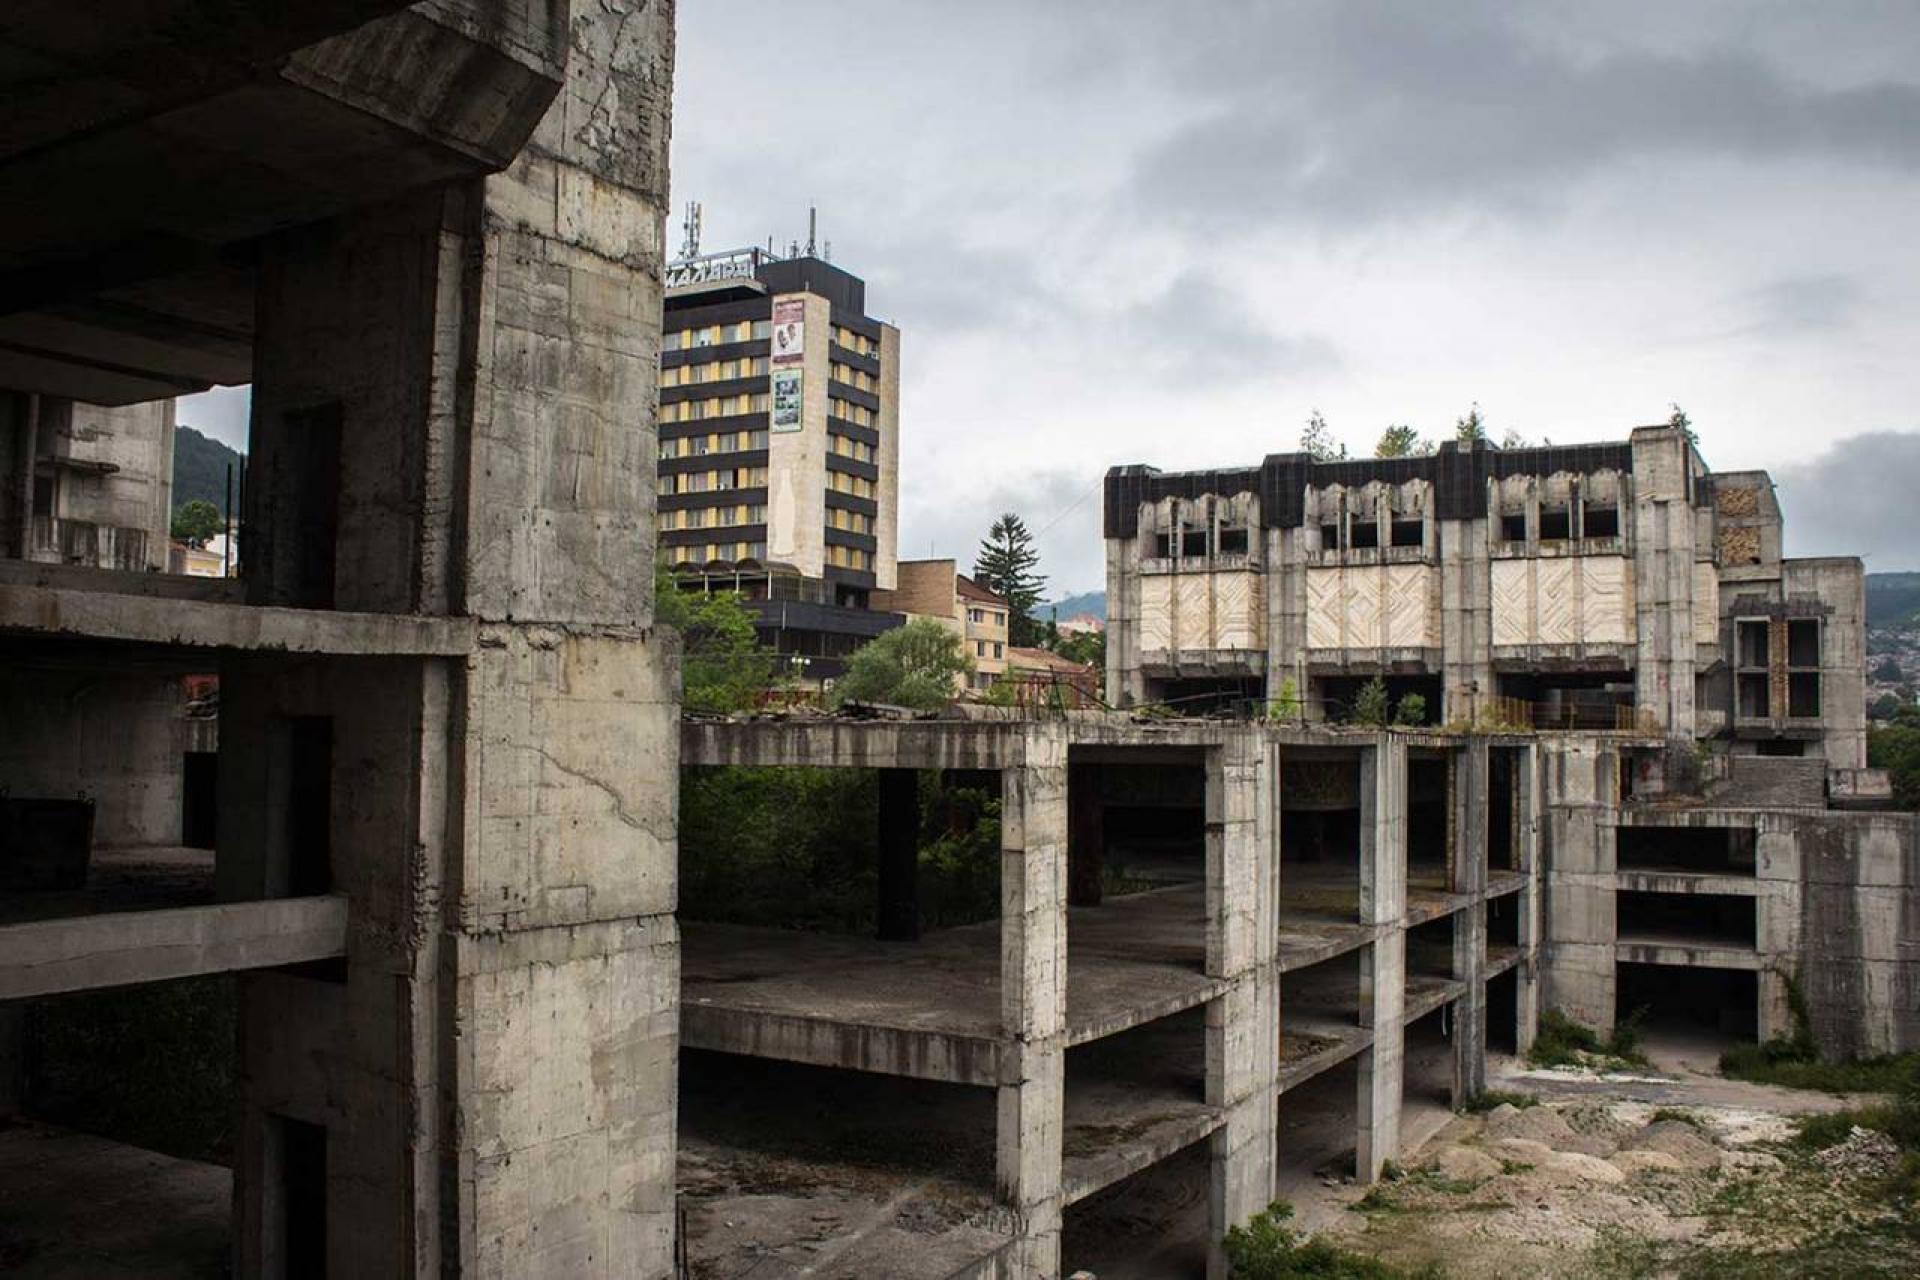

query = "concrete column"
[[1357, 736, 1406, 1180], [1515, 745, 1543, 1056], [1357, 931, 1406, 1182], [998, 725, 1068, 1277], [1067, 761, 1104, 908], [1452, 743, 1488, 1098], [1205, 729, 1278, 1279], [1538, 740, 1619, 1033], [0, 1005, 22, 1117], [878, 768, 920, 940], [1438, 516, 1494, 724]]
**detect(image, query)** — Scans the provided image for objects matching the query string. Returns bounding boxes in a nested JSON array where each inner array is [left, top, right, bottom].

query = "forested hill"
[[1868, 573, 1920, 630], [172, 424, 244, 517]]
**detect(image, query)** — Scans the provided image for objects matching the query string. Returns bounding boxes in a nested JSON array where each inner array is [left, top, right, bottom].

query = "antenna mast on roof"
[[805, 205, 817, 257], [677, 201, 702, 259]]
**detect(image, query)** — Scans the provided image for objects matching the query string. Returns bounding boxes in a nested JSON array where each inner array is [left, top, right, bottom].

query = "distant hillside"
[[1044, 590, 1106, 622], [1868, 573, 1920, 630], [172, 424, 244, 517]]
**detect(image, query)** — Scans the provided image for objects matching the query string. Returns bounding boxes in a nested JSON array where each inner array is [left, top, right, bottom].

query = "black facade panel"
[[826, 418, 881, 447], [824, 528, 878, 551], [661, 374, 766, 406], [1104, 440, 1641, 536], [659, 449, 770, 475], [662, 338, 767, 370], [664, 297, 770, 329], [825, 454, 880, 482], [659, 487, 770, 512], [828, 382, 882, 413], [824, 492, 879, 517], [756, 257, 867, 314]]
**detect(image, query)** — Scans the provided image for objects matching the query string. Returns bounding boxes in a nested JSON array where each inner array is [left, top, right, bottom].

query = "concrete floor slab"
[[0, 1122, 229, 1278], [682, 886, 1223, 1084], [1062, 1010, 1219, 1207]]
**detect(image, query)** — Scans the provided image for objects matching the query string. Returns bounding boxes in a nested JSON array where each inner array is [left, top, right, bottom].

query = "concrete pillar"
[[1452, 743, 1488, 1098], [1206, 730, 1278, 1279], [999, 725, 1068, 1277], [1067, 761, 1104, 908], [1537, 740, 1619, 1033], [1357, 736, 1406, 1180], [1515, 745, 1543, 1056], [878, 768, 920, 940], [0, 1005, 22, 1118], [226, 6, 682, 1275]]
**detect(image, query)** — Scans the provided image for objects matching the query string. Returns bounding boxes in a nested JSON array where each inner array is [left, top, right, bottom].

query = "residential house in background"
[[874, 558, 1010, 692]]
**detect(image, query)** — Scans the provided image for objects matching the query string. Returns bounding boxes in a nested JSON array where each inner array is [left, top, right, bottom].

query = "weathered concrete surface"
[[0, 895, 346, 1001]]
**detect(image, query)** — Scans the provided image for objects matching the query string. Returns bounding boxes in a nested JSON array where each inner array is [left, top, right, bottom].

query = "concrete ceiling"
[[0, 1, 566, 404]]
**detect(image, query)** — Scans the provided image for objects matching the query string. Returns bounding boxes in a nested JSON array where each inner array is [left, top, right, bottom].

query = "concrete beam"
[[0, 896, 347, 1000]]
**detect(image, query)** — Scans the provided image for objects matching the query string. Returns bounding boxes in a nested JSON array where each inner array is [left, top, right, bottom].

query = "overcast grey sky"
[[180, 1, 1920, 592]]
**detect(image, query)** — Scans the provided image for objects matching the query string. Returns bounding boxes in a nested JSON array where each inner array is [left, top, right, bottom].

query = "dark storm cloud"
[[1126, 3, 1920, 230], [1774, 432, 1920, 570]]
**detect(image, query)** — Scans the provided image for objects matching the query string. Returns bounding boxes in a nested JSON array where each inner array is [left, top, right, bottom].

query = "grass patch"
[[1651, 1107, 1707, 1129], [1460, 1089, 1538, 1113], [1226, 1201, 1444, 1278], [1722, 1043, 1920, 1094], [1527, 1008, 1651, 1071]]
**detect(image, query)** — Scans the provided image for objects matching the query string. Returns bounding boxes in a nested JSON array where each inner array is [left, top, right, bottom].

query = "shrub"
[[1528, 1008, 1650, 1070], [1394, 693, 1427, 726], [1461, 1090, 1538, 1114], [1224, 1202, 1442, 1279], [1351, 676, 1391, 726], [833, 618, 972, 710]]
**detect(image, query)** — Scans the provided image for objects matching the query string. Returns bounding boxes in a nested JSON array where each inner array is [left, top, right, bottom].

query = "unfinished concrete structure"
[[1103, 430, 1915, 1093], [1103, 428, 1868, 777], [1, 3, 680, 1275], [672, 713, 1546, 1278]]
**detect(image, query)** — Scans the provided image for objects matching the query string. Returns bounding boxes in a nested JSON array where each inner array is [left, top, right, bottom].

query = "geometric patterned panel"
[[1139, 576, 1173, 652], [1720, 526, 1761, 566], [1176, 574, 1210, 651], [1491, 559, 1532, 647], [1344, 567, 1381, 648], [1214, 571, 1258, 648], [1384, 564, 1437, 647], [1537, 559, 1574, 644], [1580, 557, 1630, 644], [1306, 568, 1343, 649]]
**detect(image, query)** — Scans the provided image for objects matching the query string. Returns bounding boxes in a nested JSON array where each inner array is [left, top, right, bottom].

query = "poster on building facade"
[[770, 297, 805, 365], [770, 367, 803, 431]]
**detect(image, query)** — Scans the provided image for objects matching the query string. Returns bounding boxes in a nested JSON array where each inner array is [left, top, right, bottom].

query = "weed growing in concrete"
[[1460, 1089, 1538, 1113], [1650, 1107, 1707, 1128], [1226, 1202, 1444, 1278], [1527, 1008, 1651, 1071]]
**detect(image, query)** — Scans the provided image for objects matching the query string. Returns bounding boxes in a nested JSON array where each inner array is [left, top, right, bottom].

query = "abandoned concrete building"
[[0, 6, 1915, 1280], [1, 2, 682, 1275]]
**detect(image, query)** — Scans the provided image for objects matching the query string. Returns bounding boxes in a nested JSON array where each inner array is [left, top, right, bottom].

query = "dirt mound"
[[1814, 1127, 1901, 1180], [1431, 1145, 1502, 1182], [1622, 1120, 1722, 1173], [1610, 1149, 1685, 1177], [1482, 1104, 1617, 1157], [1538, 1150, 1627, 1185]]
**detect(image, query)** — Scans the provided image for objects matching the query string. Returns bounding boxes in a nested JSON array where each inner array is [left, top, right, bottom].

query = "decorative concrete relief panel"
[[1306, 568, 1344, 649], [1537, 559, 1575, 644], [1211, 571, 1262, 649], [1716, 486, 1760, 518], [1384, 563, 1437, 648], [1177, 573, 1211, 650], [1491, 560, 1532, 647], [1344, 567, 1382, 648], [1720, 526, 1762, 566], [1580, 557, 1631, 645], [1139, 576, 1174, 653]]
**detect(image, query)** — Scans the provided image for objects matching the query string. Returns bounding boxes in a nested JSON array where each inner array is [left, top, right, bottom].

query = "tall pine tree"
[[974, 512, 1047, 647]]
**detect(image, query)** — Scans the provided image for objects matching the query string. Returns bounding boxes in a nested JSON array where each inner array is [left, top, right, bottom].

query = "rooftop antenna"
[[823, 239, 832, 263], [677, 201, 702, 260], [805, 205, 817, 257]]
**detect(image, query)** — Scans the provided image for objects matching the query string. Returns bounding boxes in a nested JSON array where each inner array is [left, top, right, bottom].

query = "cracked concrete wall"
[[228, 3, 682, 1275]]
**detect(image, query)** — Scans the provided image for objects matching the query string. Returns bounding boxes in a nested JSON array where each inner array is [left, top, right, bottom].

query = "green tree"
[[1874, 657, 1904, 683], [1454, 403, 1487, 444], [1301, 409, 1345, 461], [655, 568, 777, 714], [1669, 402, 1699, 449], [1869, 703, 1920, 811], [1054, 628, 1105, 670], [1374, 425, 1430, 458], [1351, 676, 1391, 726], [1394, 692, 1428, 726], [1499, 427, 1530, 449], [974, 513, 1047, 646], [170, 498, 223, 545], [833, 618, 973, 710]]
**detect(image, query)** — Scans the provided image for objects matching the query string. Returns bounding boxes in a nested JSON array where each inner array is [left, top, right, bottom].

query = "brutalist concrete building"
[[0, 4, 682, 1274], [1103, 427, 1869, 778]]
